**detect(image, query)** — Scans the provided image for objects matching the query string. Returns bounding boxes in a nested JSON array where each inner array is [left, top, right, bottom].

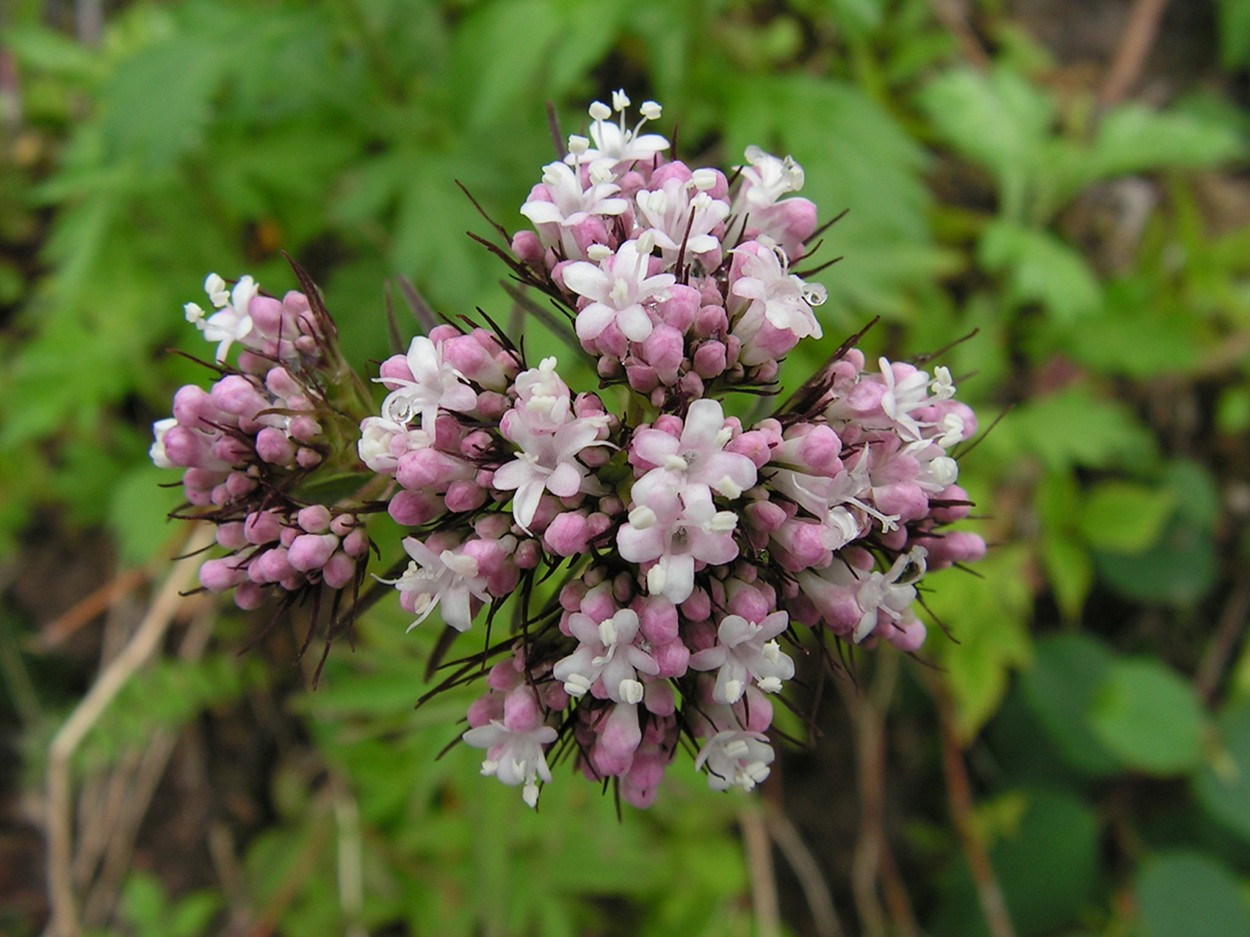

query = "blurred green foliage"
[[4, 1, 1250, 935]]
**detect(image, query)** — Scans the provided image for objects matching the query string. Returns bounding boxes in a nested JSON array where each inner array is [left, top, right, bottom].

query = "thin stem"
[[932, 677, 1017, 937]]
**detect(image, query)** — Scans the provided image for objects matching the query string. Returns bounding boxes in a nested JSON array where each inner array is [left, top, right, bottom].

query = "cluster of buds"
[[152, 91, 985, 809], [151, 270, 377, 633]]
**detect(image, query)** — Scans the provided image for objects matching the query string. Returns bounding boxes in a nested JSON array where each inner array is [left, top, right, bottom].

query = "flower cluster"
[[151, 268, 376, 632], [152, 91, 985, 809]]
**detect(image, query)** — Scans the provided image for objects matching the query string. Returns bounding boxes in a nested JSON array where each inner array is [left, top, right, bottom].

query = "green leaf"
[[1076, 481, 1177, 554], [1088, 464, 1217, 607], [108, 465, 185, 567], [1219, 0, 1250, 67], [1088, 105, 1244, 181], [1089, 659, 1206, 775], [1193, 700, 1250, 844], [978, 219, 1102, 321], [98, 35, 233, 170], [1136, 851, 1250, 937], [930, 789, 1100, 937], [917, 67, 1055, 221], [1003, 386, 1155, 472], [924, 546, 1033, 740], [1019, 634, 1122, 777]]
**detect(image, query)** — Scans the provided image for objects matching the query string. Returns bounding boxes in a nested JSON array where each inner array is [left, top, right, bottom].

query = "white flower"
[[635, 180, 729, 262], [520, 161, 629, 258], [462, 720, 558, 808], [695, 730, 775, 792], [567, 89, 669, 171], [385, 537, 490, 632], [149, 417, 176, 468], [378, 336, 478, 434], [552, 607, 660, 703], [688, 611, 795, 703], [853, 547, 928, 643], [562, 236, 676, 343], [185, 273, 258, 361], [513, 357, 572, 431], [494, 407, 609, 533], [730, 242, 825, 343]]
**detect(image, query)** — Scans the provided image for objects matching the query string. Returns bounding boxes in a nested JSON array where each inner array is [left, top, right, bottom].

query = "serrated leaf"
[[924, 546, 1033, 740], [1088, 105, 1244, 181], [1005, 386, 1155, 471], [1089, 659, 1206, 775], [98, 36, 232, 170], [978, 219, 1102, 321], [917, 67, 1055, 221], [1076, 480, 1177, 554]]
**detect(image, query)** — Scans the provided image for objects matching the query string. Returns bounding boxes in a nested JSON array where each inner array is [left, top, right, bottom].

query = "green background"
[[3, 1, 1250, 935]]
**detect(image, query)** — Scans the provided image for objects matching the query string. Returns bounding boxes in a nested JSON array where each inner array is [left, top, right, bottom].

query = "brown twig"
[[767, 808, 845, 937], [43, 525, 212, 937], [739, 805, 782, 937], [928, 0, 990, 70], [932, 678, 1017, 937], [847, 653, 918, 937], [39, 568, 150, 650], [1194, 575, 1250, 705], [1098, 0, 1169, 108]]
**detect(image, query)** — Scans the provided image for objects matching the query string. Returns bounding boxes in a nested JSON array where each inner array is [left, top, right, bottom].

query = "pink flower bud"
[[511, 230, 544, 265], [773, 519, 831, 572], [255, 427, 295, 465], [287, 534, 338, 572], [544, 511, 592, 557], [503, 686, 545, 733], [467, 693, 502, 728], [388, 489, 439, 526], [681, 587, 711, 623], [514, 539, 541, 569], [693, 304, 727, 339], [233, 582, 266, 610], [657, 284, 701, 332], [444, 479, 487, 512], [744, 499, 787, 534], [872, 483, 928, 523], [377, 355, 414, 389], [692, 341, 727, 379], [200, 557, 246, 592], [224, 471, 256, 499], [295, 447, 322, 468], [288, 415, 321, 443], [322, 552, 357, 589], [580, 582, 618, 623], [887, 617, 926, 653], [637, 595, 678, 645], [162, 425, 209, 468], [592, 702, 641, 777], [212, 375, 267, 419], [172, 385, 216, 429]]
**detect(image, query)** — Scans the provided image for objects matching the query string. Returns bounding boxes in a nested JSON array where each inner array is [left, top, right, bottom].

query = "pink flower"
[[378, 336, 478, 434], [617, 481, 740, 604], [562, 237, 676, 343], [689, 611, 795, 703], [494, 406, 610, 533], [629, 399, 758, 501], [461, 720, 558, 808], [386, 536, 491, 632]]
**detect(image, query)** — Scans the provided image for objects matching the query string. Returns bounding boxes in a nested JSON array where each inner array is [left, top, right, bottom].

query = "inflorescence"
[[152, 91, 986, 809]]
